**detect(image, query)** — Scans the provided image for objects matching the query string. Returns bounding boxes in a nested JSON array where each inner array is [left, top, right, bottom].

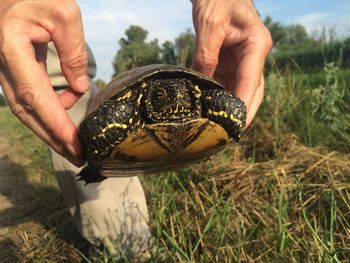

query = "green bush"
[[260, 65, 350, 152], [266, 40, 350, 73]]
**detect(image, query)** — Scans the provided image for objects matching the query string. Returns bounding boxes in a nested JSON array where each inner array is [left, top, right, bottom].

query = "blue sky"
[[77, 0, 350, 82]]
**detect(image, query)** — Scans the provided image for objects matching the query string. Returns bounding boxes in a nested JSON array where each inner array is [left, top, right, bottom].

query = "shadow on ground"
[[0, 155, 89, 262]]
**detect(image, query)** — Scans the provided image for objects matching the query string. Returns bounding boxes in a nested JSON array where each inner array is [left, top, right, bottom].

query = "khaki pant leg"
[[47, 42, 150, 256], [50, 83, 150, 256]]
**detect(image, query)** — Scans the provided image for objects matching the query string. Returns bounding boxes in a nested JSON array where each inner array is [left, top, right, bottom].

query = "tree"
[[311, 25, 338, 44], [112, 25, 161, 76], [94, 79, 107, 89], [119, 25, 148, 47], [282, 24, 310, 47], [161, 41, 177, 65], [159, 29, 196, 67], [264, 16, 287, 48], [264, 16, 312, 50], [175, 29, 195, 67]]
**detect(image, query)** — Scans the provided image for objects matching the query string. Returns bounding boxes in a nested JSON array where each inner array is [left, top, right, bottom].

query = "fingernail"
[[63, 146, 85, 167], [69, 156, 86, 167], [75, 74, 89, 92]]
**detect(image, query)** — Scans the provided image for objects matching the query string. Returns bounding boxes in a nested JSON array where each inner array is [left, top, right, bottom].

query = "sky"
[[0, 0, 349, 95], [77, 0, 350, 82]]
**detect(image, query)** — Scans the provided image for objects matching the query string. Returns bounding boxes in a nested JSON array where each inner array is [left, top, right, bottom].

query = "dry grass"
[[0, 107, 349, 262], [141, 120, 350, 262]]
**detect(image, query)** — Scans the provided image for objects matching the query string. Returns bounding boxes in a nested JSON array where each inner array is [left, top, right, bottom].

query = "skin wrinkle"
[[0, 0, 88, 166]]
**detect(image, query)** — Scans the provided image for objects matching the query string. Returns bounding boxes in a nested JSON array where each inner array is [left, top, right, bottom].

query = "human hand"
[[191, 0, 272, 127], [0, 0, 89, 166]]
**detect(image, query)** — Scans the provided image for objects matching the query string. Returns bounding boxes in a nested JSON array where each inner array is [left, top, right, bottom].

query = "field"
[[0, 65, 349, 262]]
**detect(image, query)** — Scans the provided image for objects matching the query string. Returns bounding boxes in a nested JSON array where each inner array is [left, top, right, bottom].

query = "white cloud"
[[294, 12, 329, 32], [77, 0, 193, 82], [294, 12, 350, 39]]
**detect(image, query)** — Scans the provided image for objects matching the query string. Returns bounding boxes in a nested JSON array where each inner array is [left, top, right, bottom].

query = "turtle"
[[78, 64, 246, 183]]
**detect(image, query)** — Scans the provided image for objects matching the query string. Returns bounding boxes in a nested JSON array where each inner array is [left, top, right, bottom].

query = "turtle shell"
[[87, 64, 224, 115], [79, 64, 246, 180]]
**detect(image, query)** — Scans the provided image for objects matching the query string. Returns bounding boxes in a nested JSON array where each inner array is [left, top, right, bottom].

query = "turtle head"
[[144, 78, 200, 122]]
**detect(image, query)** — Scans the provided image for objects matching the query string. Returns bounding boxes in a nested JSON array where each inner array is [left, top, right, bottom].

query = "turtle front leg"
[[200, 88, 247, 141], [78, 94, 143, 183], [80, 99, 143, 161]]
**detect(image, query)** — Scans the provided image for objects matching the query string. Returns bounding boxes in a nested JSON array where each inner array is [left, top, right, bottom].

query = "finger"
[[1, 37, 85, 166], [26, 1, 89, 107], [234, 40, 267, 112], [0, 72, 84, 166], [192, 18, 226, 77], [213, 46, 238, 90], [34, 43, 82, 110], [245, 75, 264, 128], [44, 1, 89, 94], [58, 88, 84, 109], [192, 37, 220, 77]]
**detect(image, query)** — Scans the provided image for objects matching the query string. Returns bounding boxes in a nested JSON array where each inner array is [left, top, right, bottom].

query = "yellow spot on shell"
[[173, 104, 179, 113], [117, 91, 133, 101], [140, 82, 147, 88], [136, 93, 143, 105]]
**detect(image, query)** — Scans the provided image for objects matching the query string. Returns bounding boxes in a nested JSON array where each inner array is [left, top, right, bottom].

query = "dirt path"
[[0, 135, 41, 261], [0, 138, 12, 241], [0, 131, 85, 262]]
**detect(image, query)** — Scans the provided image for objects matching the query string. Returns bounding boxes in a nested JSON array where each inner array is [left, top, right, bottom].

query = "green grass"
[[139, 141, 350, 262], [0, 107, 55, 185], [0, 63, 349, 262], [261, 64, 350, 151], [0, 108, 86, 262]]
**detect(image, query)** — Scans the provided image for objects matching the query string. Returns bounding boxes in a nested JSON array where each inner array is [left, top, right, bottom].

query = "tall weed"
[[261, 64, 350, 151], [311, 63, 350, 149]]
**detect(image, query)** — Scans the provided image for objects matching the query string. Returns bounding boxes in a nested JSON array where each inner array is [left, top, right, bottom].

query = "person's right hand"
[[0, 0, 89, 166], [191, 0, 272, 128]]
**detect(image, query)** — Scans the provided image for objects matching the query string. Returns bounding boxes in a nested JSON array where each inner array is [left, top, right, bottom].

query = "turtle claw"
[[77, 166, 107, 185]]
